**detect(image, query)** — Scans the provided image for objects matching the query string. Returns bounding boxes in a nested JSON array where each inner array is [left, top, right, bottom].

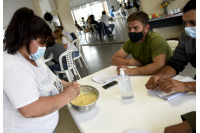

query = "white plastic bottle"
[[117, 68, 134, 100]]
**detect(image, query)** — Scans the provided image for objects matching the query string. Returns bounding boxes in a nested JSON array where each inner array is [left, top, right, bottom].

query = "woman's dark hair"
[[90, 15, 94, 19], [3, 7, 54, 54], [183, 0, 196, 13]]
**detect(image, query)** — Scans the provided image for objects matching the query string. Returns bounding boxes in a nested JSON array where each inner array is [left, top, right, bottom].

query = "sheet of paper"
[[124, 128, 155, 133], [92, 66, 118, 84], [148, 75, 195, 101]]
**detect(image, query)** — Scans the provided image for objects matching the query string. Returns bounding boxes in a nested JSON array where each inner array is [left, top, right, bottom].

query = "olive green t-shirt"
[[122, 30, 173, 65]]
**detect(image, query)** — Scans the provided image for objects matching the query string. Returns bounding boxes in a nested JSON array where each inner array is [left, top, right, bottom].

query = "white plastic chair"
[[90, 24, 99, 37], [81, 24, 92, 41], [113, 12, 120, 17], [54, 49, 81, 82], [124, 10, 129, 19], [167, 40, 178, 51], [128, 7, 137, 15], [72, 39, 88, 68]]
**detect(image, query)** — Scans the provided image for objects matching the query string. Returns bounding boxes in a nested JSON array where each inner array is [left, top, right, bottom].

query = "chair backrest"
[[72, 39, 81, 51], [113, 12, 118, 17], [58, 49, 74, 71], [124, 10, 129, 17], [90, 24, 98, 33], [128, 7, 137, 15], [117, 10, 123, 17], [167, 40, 178, 51]]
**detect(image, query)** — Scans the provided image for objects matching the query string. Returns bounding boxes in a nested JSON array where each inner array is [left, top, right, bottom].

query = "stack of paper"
[[148, 75, 195, 101], [92, 66, 118, 84]]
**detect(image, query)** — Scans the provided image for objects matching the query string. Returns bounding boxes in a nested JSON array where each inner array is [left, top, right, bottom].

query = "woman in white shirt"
[[53, 30, 79, 58], [3, 7, 80, 133]]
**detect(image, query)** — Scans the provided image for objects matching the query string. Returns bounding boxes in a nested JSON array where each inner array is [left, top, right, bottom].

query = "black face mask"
[[128, 31, 144, 43]]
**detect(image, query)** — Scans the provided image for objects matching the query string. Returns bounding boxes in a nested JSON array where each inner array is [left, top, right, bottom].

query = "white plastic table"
[[67, 66, 196, 133]]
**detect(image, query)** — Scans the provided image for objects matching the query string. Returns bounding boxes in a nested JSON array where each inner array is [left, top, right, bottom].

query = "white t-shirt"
[[61, 37, 78, 51], [62, 29, 73, 42], [100, 15, 111, 27], [3, 51, 63, 133]]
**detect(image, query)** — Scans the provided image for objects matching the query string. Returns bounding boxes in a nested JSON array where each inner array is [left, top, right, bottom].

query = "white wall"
[[69, 0, 104, 8], [3, 0, 35, 29]]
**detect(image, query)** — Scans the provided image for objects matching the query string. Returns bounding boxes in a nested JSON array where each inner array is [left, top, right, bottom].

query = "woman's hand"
[[63, 81, 80, 101]]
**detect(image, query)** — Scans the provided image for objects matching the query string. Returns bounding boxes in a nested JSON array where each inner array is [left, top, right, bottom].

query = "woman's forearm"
[[18, 92, 70, 118]]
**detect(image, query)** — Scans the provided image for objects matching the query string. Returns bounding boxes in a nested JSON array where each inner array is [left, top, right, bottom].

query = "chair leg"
[[65, 70, 72, 82], [81, 55, 88, 68], [73, 68, 77, 75], [75, 67, 81, 80], [69, 70, 74, 80], [77, 58, 83, 68]]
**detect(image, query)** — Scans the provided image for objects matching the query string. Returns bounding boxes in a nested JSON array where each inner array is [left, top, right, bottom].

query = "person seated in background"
[[125, 2, 133, 9], [100, 11, 115, 36], [110, 6, 115, 17], [119, 4, 126, 16], [44, 40, 78, 78], [111, 11, 173, 76], [85, 16, 92, 31], [53, 30, 78, 56], [131, 0, 140, 10], [124, 3, 128, 9], [146, 1, 196, 132], [81, 17, 85, 25], [56, 26, 73, 42], [75, 20, 82, 31], [90, 15, 98, 31], [90, 15, 98, 25]]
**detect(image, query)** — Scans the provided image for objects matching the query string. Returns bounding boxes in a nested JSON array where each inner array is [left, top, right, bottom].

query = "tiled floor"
[[55, 42, 196, 133]]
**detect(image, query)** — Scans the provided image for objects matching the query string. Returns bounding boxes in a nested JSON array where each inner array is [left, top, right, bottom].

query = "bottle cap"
[[120, 68, 125, 76]]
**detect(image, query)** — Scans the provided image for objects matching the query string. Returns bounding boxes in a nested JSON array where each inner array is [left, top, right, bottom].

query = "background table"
[[149, 13, 183, 31], [67, 66, 196, 133]]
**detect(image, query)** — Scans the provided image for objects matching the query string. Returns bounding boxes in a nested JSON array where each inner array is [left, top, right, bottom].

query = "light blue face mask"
[[185, 26, 196, 39], [29, 39, 46, 60]]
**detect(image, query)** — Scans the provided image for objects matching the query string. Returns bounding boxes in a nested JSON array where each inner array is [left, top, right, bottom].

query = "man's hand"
[[63, 81, 80, 101], [145, 75, 163, 90], [117, 65, 132, 75], [164, 121, 193, 133], [159, 79, 187, 93]]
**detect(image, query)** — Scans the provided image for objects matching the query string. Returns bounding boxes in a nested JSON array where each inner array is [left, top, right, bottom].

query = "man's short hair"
[[56, 26, 63, 30], [127, 2, 130, 5], [81, 17, 84, 19], [111, 6, 114, 8], [127, 11, 149, 26], [119, 4, 122, 7], [183, 0, 196, 13], [102, 11, 106, 15]]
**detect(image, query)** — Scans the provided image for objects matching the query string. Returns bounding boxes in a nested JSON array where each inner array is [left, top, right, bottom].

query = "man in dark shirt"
[[125, 2, 133, 9], [145, 0, 196, 132], [90, 15, 98, 30]]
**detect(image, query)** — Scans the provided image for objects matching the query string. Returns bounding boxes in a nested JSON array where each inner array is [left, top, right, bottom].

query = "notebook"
[[92, 66, 118, 84], [148, 75, 195, 101]]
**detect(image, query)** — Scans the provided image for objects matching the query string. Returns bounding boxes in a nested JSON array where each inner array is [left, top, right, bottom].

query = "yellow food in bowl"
[[71, 93, 97, 106]]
